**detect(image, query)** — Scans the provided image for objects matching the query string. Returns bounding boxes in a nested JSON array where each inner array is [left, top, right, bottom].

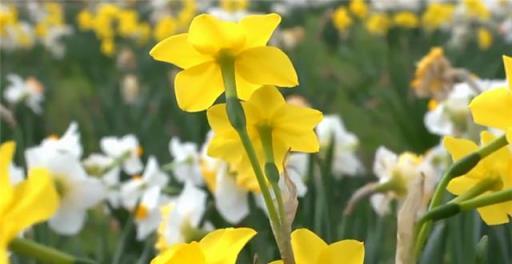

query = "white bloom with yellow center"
[[25, 149, 106, 235], [169, 138, 203, 186], [100, 134, 144, 175], [3, 74, 44, 114], [120, 156, 169, 209], [157, 182, 208, 248], [316, 115, 364, 177], [133, 186, 169, 240], [83, 153, 122, 207]]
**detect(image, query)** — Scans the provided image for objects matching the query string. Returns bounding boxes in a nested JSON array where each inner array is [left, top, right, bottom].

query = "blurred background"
[[2, 0, 512, 263]]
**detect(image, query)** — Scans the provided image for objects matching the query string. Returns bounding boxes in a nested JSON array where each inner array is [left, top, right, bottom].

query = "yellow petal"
[[503, 55, 512, 91], [151, 242, 205, 264], [291, 228, 328, 264], [235, 71, 261, 101], [507, 128, 512, 144], [236, 47, 298, 87], [207, 104, 231, 134], [149, 33, 212, 69], [442, 136, 478, 161], [0, 141, 15, 187], [207, 134, 244, 164], [469, 88, 512, 130], [477, 202, 510, 225], [175, 62, 224, 112], [268, 261, 284, 264], [446, 176, 479, 196], [240, 13, 281, 49], [317, 240, 365, 264], [200, 227, 257, 264], [272, 105, 323, 152], [245, 86, 285, 120], [4, 168, 59, 242], [188, 14, 245, 54]]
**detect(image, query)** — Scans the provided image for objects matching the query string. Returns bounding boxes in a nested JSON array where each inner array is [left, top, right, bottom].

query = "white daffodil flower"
[[424, 80, 506, 137], [283, 153, 309, 197], [169, 138, 203, 186], [370, 147, 436, 216], [120, 156, 168, 209], [25, 148, 105, 235], [316, 115, 364, 177], [83, 153, 122, 208], [100, 134, 144, 175], [133, 186, 169, 240], [3, 74, 44, 114], [40, 121, 83, 158], [156, 182, 208, 249], [199, 132, 250, 224]]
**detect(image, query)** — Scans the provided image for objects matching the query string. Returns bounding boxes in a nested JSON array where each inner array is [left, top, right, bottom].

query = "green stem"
[[459, 188, 512, 210], [259, 126, 295, 264], [219, 56, 282, 248], [9, 238, 75, 264], [449, 176, 500, 204], [414, 135, 508, 259]]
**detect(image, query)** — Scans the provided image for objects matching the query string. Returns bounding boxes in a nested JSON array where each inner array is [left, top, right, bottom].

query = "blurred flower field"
[[2, 0, 512, 264]]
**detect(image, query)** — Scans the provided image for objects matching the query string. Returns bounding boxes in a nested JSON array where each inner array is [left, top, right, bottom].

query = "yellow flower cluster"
[[77, 4, 151, 56], [421, 3, 455, 31], [34, 3, 65, 38]]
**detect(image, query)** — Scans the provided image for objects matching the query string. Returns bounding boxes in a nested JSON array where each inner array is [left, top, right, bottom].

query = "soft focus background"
[[2, 0, 512, 263]]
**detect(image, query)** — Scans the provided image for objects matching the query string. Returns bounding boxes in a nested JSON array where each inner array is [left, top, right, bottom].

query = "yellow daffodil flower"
[[422, 3, 455, 31], [332, 7, 352, 33], [151, 227, 256, 264], [365, 13, 390, 36], [349, 0, 368, 19], [0, 142, 59, 263], [206, 86, 322, 192], [470, 56, 512, 142], [393, 12, 419, 29], [270, 228, 365, 264], [445, 132, 512, 225], [150, 13, 298, 112], [477, 27, 492, 50]]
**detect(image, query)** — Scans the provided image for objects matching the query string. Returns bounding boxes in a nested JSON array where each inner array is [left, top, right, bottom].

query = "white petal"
[[49, 209, 86, 235], [215, 169, 249, 224], [370, 193, 391, 217], [373, 146, 397, 181]]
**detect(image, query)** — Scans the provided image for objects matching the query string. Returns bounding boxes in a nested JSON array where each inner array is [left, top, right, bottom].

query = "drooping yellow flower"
[[393, 11, 419, 29], [151, 227, 256, 264], [332, 7, 353, 33], [207, 86, 322, 192], [444, 131, 512, 225], [365, 13, 390, 36], [349, 0, 368, 19], [422, 3, 455, 31], [411, 47, 453, 100], [0, 142, 59, 263], [470, 55, 512, 142], [477, 27, 493, 50], [150, 13, 298, 112], [270, 228, 365, 264], [117, 9, 139, 38]]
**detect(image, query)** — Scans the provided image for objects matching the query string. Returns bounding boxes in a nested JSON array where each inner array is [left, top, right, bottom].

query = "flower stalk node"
[[226, 97, 246, 131], [450, 152, 480, 177]]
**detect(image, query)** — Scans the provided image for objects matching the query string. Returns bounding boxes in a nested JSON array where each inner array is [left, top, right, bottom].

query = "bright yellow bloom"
[[393, 11, 419, 29], [470, 56, 512, 142], [422, 3, 455, 31], [464, 0, 490, 21], [77, 10, 94, 31], [0, 6, 18, 34], [445, 132, 512, 225], [477, 27, 493, 50], [332, 7, 352, 33], [151, 227, 256, 264], [117, 9, 139, 38], [0, 142, 59, 263], [270, 228, 365, 264], [349, 0, 368, 19], [207, 86, 322, 192], [150, 13, 298, 112], [365, 13, 390, 35]]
